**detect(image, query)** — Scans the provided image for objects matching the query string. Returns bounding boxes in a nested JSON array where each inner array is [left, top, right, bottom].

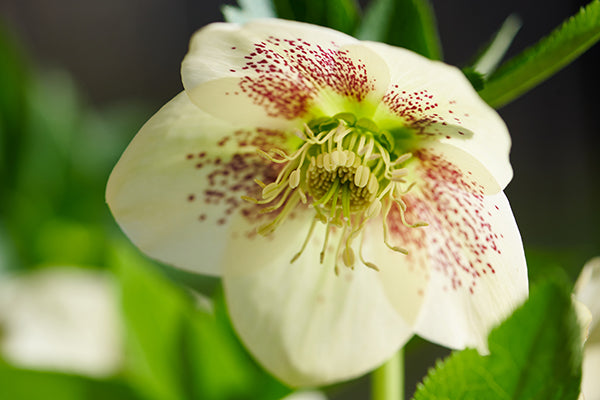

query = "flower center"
[[243, 114, 426, 274]]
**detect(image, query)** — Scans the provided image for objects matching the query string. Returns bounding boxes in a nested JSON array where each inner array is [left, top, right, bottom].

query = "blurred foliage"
[[0, 24, 146, 271], [0, 361, 142, 400], [272, 0, 361, 35], [357, 0, 441, 60]]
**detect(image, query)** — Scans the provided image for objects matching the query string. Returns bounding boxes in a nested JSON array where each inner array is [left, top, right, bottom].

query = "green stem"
[[372, 348, 404, 400]]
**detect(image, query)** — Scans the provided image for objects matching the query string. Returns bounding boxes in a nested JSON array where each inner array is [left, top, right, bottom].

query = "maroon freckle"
[[198, 152, 206, 158], [187, 194, 195, 202], [229, 69, 236, 72], [195, 163, 203, 169], [186, 153, 194, 160], [198, 214, 206, 221], [217, 218, 226, 225], [231, 46, 236, 50]]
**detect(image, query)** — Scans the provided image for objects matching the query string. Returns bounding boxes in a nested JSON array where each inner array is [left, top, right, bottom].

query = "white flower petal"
[[360, 217, 429, 327], [222, 210, 412, 387], [582, 344, 600, 400], [282, 390, 328, 400], [0, 268, 121, 377], [106, 92, 285, 275], [363, 42, 512, 189], [182, 19, 389, 126], [414, 191, 527, 350], [385, 152, 527, 349], [576, 257, 600, 341]]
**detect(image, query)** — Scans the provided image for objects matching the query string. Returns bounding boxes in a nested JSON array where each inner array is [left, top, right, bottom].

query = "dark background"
[[1, 0, 599, 397]]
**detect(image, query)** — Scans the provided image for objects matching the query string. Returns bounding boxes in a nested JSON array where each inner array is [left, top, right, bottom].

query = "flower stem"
[[371, 348, 404, 400]]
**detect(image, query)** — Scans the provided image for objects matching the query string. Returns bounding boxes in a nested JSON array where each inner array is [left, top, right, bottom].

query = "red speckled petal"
[[223, 211, 412, 387], [106, 92, 287, 275], [384, 150, 527, 350], [363, 42, 513, 190], [182, 19, 389, 127]]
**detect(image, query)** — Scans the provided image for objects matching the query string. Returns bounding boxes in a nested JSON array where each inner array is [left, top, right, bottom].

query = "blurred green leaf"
[[479, 0, 600, 108], [273, 0, 360, 35], [413, 280, 582, 400], [222, 0, 276, 24], [0, 26, 149, 270], [110, 241, 291, 400], [0, 362, 141, 400], [0, 24, 30, 197], [468, 14, 522, 77], [525, 246, 596, 284], [357, 0, 441, 60]]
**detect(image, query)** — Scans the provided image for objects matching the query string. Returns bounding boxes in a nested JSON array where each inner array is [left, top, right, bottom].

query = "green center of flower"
[[244, 114, 426, 273]]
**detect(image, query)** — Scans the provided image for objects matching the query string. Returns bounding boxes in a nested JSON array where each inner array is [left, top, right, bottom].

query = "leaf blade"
[[479, 0, 600, 108]]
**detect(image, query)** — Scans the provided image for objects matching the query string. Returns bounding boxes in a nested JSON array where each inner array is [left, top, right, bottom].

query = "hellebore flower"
[[0, 267, 122, 377], [575, 257, 600, 399], [106, 19, 528, 386]]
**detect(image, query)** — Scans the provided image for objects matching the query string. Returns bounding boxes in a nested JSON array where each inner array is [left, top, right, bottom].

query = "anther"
[[354, 165, 370, 188], [391, 168, 409, 181], [289, 169, 301, 188], [343, 246, 355, 268]]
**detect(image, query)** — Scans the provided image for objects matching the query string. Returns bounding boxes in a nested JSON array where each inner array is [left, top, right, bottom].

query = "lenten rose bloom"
[[106, 19, 528, 386], [575, 258, 600, 400]]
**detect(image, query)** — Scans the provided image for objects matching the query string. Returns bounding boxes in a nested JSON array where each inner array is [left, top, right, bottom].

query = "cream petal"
[[582, 345, 600, 400], [222, 210, 412, 387], [182, 19, 388, 126], [415, 141, 502, 194], [0, 268, 121, 377], [360, 217, 429, 327], [385, 155, 527, 350], [575, 257, 600, 341], [363, 41, 513, 189], [106, 92, 287, 276]]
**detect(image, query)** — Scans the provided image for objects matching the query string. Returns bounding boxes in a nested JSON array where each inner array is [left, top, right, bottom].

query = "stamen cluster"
[[244, 114, 427, 274]]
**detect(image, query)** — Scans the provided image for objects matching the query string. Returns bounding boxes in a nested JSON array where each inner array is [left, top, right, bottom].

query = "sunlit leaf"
[[468, 14, 522, 77], [222, 0, 276, 24]]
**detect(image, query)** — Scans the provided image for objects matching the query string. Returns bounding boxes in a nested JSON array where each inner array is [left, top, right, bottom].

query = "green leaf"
[[479, 0, 600, 108], [110, 241, 291, 400], [222, 0, 276, 24], [110, 242, 190, 400], [462, 68, 486, 91], [0, 362, 142, 400], [469, 14, 522, 77], [357, 0, 442, 60], [273, 0, 361, 35], [0, 24, 30, 197], [413, 280, 583, 400]]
